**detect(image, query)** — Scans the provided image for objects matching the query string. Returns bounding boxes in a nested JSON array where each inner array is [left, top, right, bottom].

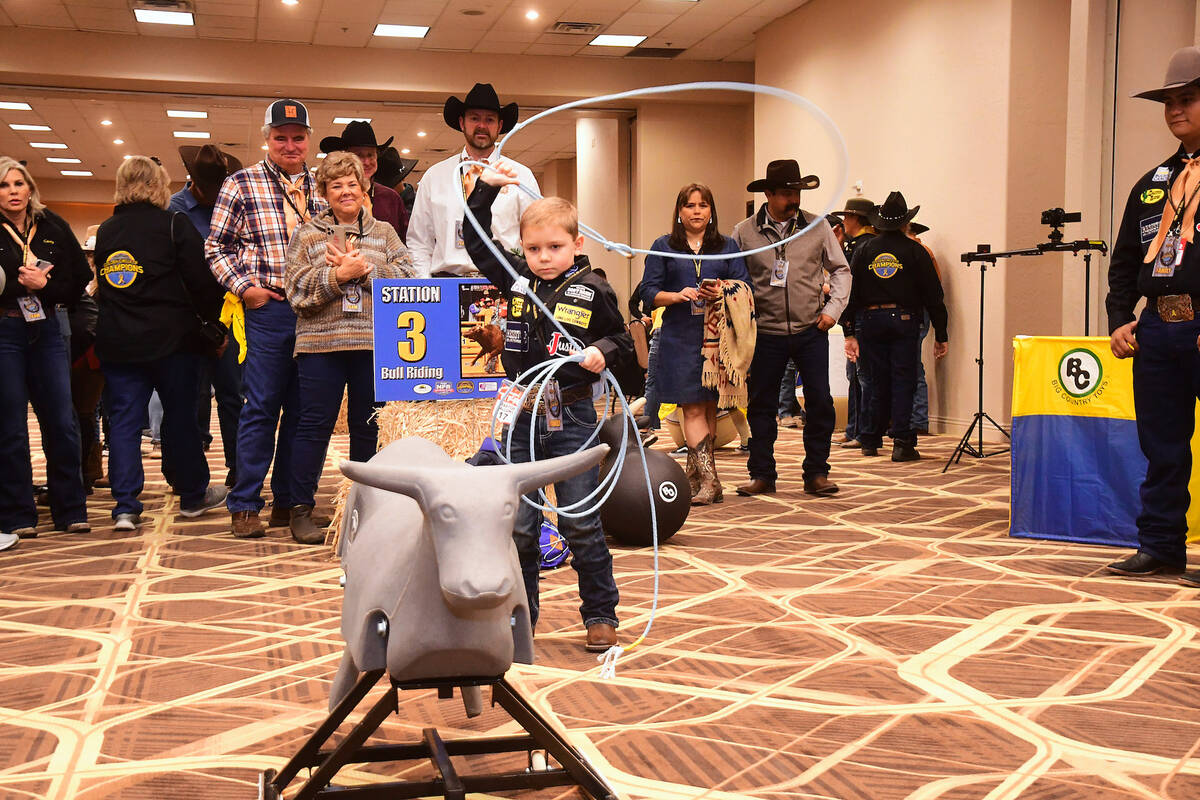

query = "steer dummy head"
[[339, 439, 609, 611]]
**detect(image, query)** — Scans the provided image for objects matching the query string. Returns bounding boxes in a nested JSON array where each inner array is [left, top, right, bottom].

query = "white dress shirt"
[[406, 148, 540, 277]]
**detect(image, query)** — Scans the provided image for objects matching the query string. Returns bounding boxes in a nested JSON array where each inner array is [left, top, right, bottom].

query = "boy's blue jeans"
[[507, 397, 619, 629]]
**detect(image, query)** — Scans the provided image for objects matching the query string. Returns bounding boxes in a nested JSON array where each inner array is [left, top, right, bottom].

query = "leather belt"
[[520, 382, 595, 413], [1154, 294, 1200, 322], [865, 303, 900, 310]]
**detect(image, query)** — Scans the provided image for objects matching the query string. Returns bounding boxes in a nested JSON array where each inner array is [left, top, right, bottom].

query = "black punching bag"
[[597, 416, 690, 546]]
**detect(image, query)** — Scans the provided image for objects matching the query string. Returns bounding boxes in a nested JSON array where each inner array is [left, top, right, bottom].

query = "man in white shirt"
[[408, 83, 539, 277]]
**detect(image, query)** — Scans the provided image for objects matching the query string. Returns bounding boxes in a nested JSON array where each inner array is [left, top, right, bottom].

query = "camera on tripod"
[[1041, 207, 1082, 244]]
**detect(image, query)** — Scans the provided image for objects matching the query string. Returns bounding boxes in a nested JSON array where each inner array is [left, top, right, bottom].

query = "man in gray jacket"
[[733, 160, 851, 497]]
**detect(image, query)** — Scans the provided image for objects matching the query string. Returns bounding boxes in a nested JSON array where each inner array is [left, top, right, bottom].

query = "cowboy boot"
[[691, 437, 718, 506], [706, 435, 724, 503], [684, 445, 701, 497]]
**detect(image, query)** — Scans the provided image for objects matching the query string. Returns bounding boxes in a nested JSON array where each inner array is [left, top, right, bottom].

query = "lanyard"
[[268, 163, 312, 221], [770, 216, 798, 261], [1167, 163, 1200, 235], [527, 264, 593, 322], [4, 217, 37, 265]]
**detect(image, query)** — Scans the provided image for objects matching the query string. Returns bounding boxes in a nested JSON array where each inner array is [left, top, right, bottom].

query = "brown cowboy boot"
[[691, 436, 722, 505], [684, 445, 701, 497], [704, 434, 723, 503]]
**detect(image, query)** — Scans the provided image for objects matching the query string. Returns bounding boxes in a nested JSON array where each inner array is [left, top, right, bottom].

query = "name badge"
[[342, 284, 364, 313], [770, 258, 789, 287], [18, 295, 46, 322], [504, 320, 529, 352], [690, 296, 706, 316], [454, 219, 465, 249], [494, 379, 522, 426], [1154, 232, 1180, 278], [544, 378, 563, 431]]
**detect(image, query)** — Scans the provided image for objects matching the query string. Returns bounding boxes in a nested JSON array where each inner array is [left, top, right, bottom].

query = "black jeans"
[[856, 308, 921, 449], [746, 327, 835, 482], [1131, 306, 1200, 568]]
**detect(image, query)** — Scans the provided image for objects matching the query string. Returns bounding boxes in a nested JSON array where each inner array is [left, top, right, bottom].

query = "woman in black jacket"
[[0, 157, 91, 542], [94, 156, 228, 531]]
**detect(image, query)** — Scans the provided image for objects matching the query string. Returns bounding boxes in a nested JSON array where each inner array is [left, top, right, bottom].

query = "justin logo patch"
[[553, 303, 592, 328], [1141, 188, 1166, 204], [869, 252, 902, 279], [100, 250, 143, 288]]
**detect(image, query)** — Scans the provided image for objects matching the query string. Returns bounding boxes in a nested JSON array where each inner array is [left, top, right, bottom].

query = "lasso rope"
[[454, 81, 848, 676]]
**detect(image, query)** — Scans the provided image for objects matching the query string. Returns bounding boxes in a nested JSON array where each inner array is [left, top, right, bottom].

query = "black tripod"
[[944, 229, 1108, 472], [944, 256, 1010, 472]]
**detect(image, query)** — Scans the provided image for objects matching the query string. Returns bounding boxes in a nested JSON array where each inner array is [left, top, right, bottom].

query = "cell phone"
[[330, 226, 348, 252], [700, 278, 719, 290], [34, 259, 53, 272]]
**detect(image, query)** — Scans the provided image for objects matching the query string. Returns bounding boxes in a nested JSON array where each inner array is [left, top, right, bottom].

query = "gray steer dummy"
[[331, 437, 610, 714]]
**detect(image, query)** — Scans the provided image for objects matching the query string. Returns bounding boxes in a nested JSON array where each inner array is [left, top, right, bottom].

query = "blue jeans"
[[0, 316, 86, 532], [102, 352, 211, 517], [857, 308, 921, 449], [229, 299, 299, 513], [746, 327, 835, 482], [643, 327, 662, 429], [777, 361, 804, 419], [508, 399, 619, 629], [170, 343, 243, 485], [290, 350, 381, 508], [1131, 306, 1200, 568], [912, 312, 931, 431]]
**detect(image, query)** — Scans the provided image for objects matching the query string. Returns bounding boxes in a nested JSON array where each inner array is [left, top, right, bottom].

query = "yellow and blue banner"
[[1011, 336, 1200, 547]]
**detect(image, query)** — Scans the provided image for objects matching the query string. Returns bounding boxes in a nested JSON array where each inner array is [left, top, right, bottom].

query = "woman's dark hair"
[[668, 183, 725, 254]]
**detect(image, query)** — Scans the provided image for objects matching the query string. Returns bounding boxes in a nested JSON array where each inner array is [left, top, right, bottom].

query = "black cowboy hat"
[[832, 196, 877, 219], [374, 146, 419, 189], [178, 144, 243, 203], [870, 191, 921, 231], [746, 159, 820, 193], [320, 120, 394, 154], [443, 83, 519, 134], [1134, 46, 1200, 102], [908, 221, 930, 235]]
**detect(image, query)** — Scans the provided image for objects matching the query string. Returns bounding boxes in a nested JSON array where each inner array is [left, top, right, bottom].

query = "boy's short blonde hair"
[[520, 196, 578, 238]]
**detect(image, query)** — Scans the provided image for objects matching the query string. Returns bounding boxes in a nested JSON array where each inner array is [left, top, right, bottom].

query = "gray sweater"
[[732, 205, 850, 336]]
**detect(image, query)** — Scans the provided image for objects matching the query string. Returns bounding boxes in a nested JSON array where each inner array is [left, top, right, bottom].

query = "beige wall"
[[576, 116, 633, 305], [630, 102, 754, 298], [756, 0, 1016, 435]]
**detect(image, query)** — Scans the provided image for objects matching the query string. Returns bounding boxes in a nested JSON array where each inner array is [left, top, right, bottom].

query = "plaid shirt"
[[205, 159, 327, 297]]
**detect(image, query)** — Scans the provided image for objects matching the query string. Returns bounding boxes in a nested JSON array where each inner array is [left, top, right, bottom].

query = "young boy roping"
[[463, 164, 633, 652]]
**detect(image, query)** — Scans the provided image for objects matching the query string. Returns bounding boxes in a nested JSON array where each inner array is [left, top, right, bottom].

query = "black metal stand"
[[944, 260, 1011, 472], [259, 671, 618, 800]]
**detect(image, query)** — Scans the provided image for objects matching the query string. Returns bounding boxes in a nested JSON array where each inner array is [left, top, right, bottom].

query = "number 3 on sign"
[[395, 311, 427, 362]]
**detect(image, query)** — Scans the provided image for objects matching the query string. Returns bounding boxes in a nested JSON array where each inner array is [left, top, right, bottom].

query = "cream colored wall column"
[[540, 158, 577, 206], [576, 117, 632, 305]]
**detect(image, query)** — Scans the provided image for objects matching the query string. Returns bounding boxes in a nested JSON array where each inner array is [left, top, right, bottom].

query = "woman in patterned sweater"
[[283, 151, 414, 544]]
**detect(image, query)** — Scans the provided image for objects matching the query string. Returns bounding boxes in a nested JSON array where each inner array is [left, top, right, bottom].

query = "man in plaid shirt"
[[206, 99, 328, 541]]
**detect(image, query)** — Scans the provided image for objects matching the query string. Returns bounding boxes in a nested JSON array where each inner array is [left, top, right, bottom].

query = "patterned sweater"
[[284, 208, 415, 354]]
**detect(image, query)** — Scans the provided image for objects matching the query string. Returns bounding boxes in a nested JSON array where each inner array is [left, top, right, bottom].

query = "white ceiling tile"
[[725, 42, 756, 62], [256, 17, 316, 42], [193, 0, 258, 17], [312, 19, 375, 47], [560, 1, 636, 24], [67, 7, 138, 33], [260, 0, 323, 21], [422, 26, 486, 50], [4, 0, 75, 28], [524, 43, 580, 56], [606, 11, 677, 35], [196, 13, 257, 40], [750, 0, 811, 19], [317, 0, 385, 23]]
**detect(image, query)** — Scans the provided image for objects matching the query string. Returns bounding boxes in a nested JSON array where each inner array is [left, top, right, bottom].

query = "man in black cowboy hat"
[[169, 144, 244, 492], [407, 82, 539, 277], [733, 159, 851, 498], [842, 191, 948, 463], [320, 120, 409, 241], [1107, 46, 1200, 584], [832, 193, 877, 450]]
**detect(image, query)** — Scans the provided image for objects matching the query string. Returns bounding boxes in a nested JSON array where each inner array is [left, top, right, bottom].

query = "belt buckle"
[[1157, 294, 1194, 322]]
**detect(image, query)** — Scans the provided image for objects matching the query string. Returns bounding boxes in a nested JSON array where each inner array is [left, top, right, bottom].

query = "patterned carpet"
[[3, 420, 1200, 800]]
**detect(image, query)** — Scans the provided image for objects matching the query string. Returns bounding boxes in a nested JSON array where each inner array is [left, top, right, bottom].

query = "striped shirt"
[[284, 208, 415, 354], [205, 159, 327, 297]]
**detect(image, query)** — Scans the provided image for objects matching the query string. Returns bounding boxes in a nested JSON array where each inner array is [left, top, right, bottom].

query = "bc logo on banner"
[[373, 278, 508, 401]]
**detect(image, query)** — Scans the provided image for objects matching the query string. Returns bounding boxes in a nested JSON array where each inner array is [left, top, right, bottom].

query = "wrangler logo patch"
[[553, 303, 592, 328]]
